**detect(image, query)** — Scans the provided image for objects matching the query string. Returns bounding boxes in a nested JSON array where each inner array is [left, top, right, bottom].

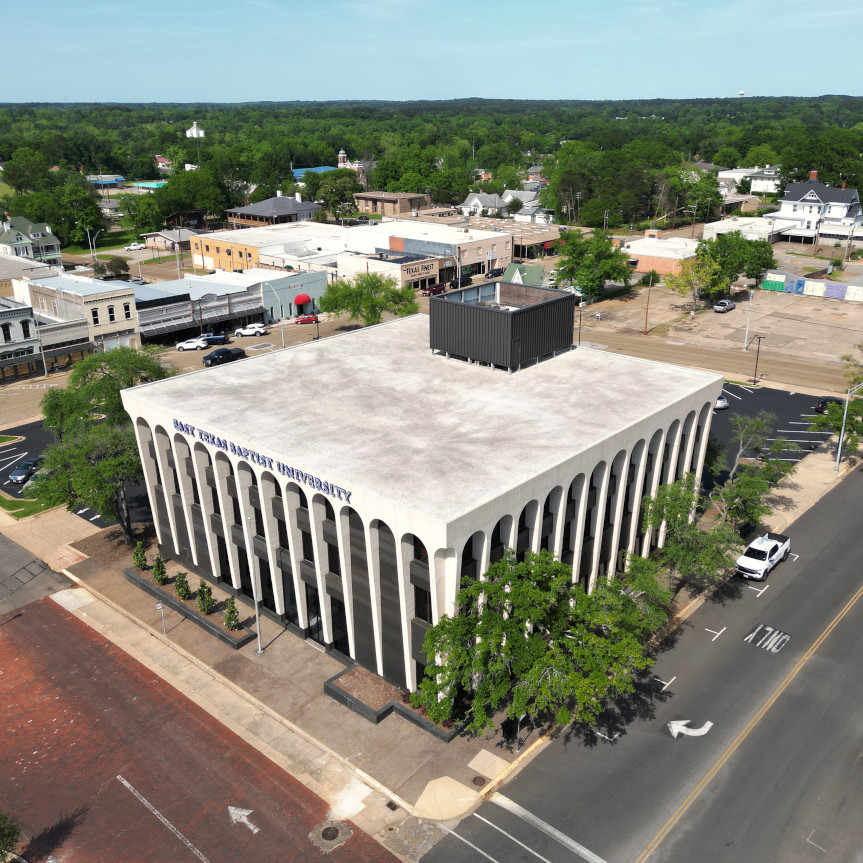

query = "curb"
[[61, 565, 419, 819]]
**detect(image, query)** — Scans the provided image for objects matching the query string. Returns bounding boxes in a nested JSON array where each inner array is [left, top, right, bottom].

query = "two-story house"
[[0, 217, 62, 266], [768, 171, 862, 241]]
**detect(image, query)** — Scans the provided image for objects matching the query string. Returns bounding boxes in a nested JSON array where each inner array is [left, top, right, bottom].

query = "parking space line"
[[747, 583, 770, 597], [491, 794, 609, 863], [705, 626, 726, 642], [117, 775, 211, 862], [443, 826, 502, 862], [473, 813, 554, 862], [722, 389, 743, 400], [655, 675, 676, 691]]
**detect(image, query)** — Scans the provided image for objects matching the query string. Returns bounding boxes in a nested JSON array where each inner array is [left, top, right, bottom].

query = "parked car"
[[814, 395, 843, 414], [421, 284, 446, 296], [199, 332, 229, 345], [234, 323, 268, 337], [175, 337, 208, 351], [715, 394, 729, 410], [736, 532, 790, 581], [9, 457, 43, 484], [124, 242, 146, 251], [449, 275, 473, 289], [203, 347, 246, 367], [488, 267, 504, 278], [295, 314, 318, 324], [128, 277, 147, 285], [713, 299, 736, 313]]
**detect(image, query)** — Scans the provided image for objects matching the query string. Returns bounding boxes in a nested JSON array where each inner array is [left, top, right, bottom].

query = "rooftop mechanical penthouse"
[[122, 300, 722, 691]]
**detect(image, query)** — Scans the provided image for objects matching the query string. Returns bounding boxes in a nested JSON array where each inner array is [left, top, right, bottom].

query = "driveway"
[[0, 533, 72, 614]]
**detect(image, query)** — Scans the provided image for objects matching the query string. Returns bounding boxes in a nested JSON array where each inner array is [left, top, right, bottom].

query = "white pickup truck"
[[736, 532, 791, 581]]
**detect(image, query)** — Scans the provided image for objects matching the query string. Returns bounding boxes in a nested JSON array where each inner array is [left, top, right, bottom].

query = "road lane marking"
[[633, 579, 863, 863], [595, 730, 621, 742], [806, 829, 827, 853], [491, 793, 609, 863], [443, 826, 502, 862], [705, 626, 725, 641], [667, 719, 713, 739], [789, 553, 799, 561], [746, 583, 770, 597], [473, 813, 553, 862], [117, 775, 211, 862], [743, 623, 791, 653]]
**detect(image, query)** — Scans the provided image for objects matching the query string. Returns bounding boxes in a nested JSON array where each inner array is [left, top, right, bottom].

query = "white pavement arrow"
[[228, 806, 260, 834], [667, 719, 714, 739]]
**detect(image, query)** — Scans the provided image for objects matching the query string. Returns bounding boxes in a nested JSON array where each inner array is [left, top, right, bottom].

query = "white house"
[[766, 171, 862, 241], [749, 165, 781, 195]]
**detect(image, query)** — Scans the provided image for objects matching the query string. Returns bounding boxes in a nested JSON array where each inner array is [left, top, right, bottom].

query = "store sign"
[[172, 418, 352, 503], [403, 261, 436, 278]]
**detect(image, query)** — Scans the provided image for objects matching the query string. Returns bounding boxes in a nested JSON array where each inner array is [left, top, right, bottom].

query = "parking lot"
[[707, 383, 832, 487]]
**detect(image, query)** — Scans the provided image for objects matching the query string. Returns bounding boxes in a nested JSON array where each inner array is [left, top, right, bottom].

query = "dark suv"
[[814, 396, 843, 414], [203, 347, 246, 367], [449, 275, 473, 289], [200, 332, 229, 345], [487, 267, 504, 278]]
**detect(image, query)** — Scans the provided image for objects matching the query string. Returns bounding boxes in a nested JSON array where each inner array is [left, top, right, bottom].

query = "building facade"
[[768, 171, 863, 241], [353, 192, 431, 217], [13, 275, 140, 351], [619, 232, 699, 276], [123, 313, 721, 691]]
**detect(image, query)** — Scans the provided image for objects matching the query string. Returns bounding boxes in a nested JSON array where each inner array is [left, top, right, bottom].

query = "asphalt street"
[[0, 597, 394, 863], [424, 464, 863, 863]]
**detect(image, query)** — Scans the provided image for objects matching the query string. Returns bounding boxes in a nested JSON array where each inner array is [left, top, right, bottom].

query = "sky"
[[8, 0, 863, 103]]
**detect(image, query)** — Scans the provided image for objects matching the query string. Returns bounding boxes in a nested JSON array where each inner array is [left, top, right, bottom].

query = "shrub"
[[0, 809, 21, 856], [224, 597, 240, 631], [639, 269, 660, 286], [152, 555, 168, 585], [175, 571, 191, 600], [197, 580, 215, 615], [132, 541, 147, 569]]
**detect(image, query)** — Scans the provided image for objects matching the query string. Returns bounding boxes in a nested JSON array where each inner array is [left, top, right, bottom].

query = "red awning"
[[294, 293, 311, 305]]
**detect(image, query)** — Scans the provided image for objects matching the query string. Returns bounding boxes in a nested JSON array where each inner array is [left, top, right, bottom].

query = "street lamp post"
[[643, 275, 654, 335], [834, 381, 863, 472], [262, 282, 285, 348], [90, 228, 105, 263], [748, 335, 764, 384], [743, 289, 754, 348]]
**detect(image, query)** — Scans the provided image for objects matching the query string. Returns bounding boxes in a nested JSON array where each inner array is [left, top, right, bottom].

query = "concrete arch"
[[490, 514, 514, 564], [540, 485, 563, 554], [560, 473, 586, 571], [369, 518, 408, 689]]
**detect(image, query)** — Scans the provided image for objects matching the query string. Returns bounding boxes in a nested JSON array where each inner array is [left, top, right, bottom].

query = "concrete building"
[[619, 231, 699, 276], [227, 193, 321, 229], [0, 254, 57, 298], [134, 269, 327, 342], [13, 274, 140, 351], [0, 297, 41, 383], [0, 217, 62, 267], [353, 192, 431, 217], [701, 215, 796, 243], [122, 302, 721, 690], [141, 229, 193, 252], [190, 221, 513, 286]]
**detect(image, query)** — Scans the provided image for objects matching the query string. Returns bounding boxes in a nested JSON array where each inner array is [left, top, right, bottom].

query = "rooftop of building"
[[227, 196, 321, 218], [16, 274, 133, 297], [622, 236, 700, 259], [354, 191, 429, 201], [0, 254, 55, 281], [124, 315, 720, 524], [781, 176, 859, 204]]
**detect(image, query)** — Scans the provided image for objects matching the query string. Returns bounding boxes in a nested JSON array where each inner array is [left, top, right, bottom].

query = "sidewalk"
[[5, 531, 536, 862]]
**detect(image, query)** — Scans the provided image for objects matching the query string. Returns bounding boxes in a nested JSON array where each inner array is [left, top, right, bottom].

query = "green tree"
[[3, 146, 53, 192], [317, 169, 363, 220], [319, 272, 418, 327], [810, 396, 863, 459], [641, 474, 739, 597], [0, 808, 21, 857], [553, 229, 630, 300], [412, 551, 663, 734], [300, 170, 324, 201], [713, 146, 741, 168], [506, 197, 523, 215], [120, 193, 163, 233], [7, 181, 105, 247], [34, 348, 173, 544], [665, 250, 728, 312], [743, 239, 777, 286], [94, 255, 130, 280], [743, 145, 779, 167]]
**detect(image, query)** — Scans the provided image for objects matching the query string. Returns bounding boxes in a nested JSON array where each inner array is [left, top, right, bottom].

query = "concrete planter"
[[324, 665, 464, 743], [123, 567, 255, 650]]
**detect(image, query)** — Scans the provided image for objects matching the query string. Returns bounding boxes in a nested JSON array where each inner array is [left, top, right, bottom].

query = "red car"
[[295, 314, 318, 324], [421, 284, 446, 296]]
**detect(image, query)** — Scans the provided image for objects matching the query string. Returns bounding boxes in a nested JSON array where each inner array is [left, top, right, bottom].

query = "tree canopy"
[[553, 229, 631, 300], [412, 550, 668, 734], [319, 272, 418, 327], [33, 348, 174, 544]]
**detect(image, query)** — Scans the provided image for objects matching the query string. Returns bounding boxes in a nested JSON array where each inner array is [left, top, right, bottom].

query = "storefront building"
[[122, 301, 721, 691]]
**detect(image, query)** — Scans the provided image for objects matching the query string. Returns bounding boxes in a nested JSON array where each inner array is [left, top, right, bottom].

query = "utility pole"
[[643, 275, 654, 335], [690, 200, 700, 238], [748, 334, 764, 384]]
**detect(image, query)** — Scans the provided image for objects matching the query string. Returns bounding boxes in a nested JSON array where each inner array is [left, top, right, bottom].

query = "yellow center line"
[[633, 580, 863, 863]]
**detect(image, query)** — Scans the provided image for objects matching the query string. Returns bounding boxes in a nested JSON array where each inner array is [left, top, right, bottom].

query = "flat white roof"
[[624, 237, 699, 259], [126, 316, 719, 523]]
